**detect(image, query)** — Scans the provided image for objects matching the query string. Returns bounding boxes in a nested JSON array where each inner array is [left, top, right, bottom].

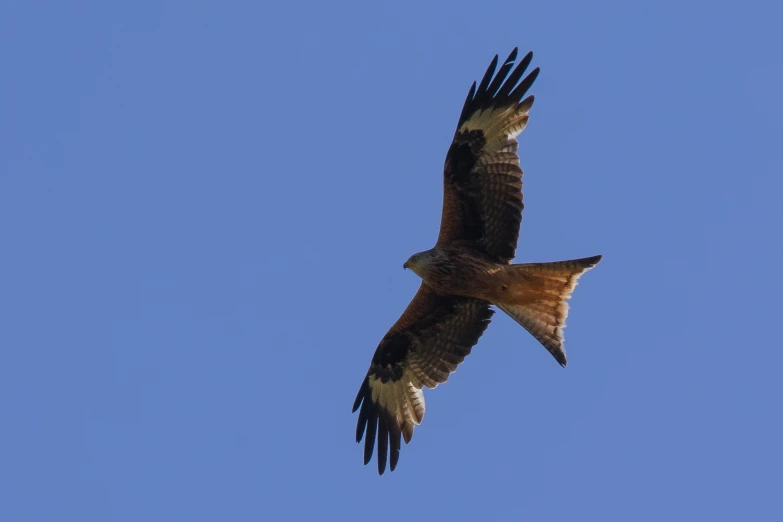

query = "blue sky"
[[2, 1, 782, 520]]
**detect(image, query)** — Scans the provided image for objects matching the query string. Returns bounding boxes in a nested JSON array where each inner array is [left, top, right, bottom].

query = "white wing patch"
[[369, 371, 426, 444], [459, 96, 534, 151]]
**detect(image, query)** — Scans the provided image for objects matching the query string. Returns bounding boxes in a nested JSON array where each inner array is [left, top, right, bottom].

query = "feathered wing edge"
[[352, 291, 494, 474], [352, 373, 425, 474], [438, 48, 539, 261], [457, 48, 539, 147]]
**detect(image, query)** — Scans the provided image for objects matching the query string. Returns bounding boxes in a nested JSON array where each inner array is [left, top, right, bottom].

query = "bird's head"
[[403, 250, 434, 276], [402, 254, 419, 271]]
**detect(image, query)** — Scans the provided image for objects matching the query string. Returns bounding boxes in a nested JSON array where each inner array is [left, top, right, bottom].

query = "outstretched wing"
[[438, 48, 539, 263], [352, 284, 493, 474]]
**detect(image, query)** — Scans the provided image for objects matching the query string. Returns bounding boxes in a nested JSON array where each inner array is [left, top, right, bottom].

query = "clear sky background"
[[2, 1, 782, 521]]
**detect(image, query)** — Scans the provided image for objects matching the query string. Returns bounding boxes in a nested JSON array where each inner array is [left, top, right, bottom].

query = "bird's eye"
[[411, 255, 419, 262]]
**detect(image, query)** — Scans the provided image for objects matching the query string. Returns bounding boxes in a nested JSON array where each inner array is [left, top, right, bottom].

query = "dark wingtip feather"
[[377, 414, 389, 475], [361, 394, 378, 465], [518, 94, 535, 113], [484, 51, 519, 106], [352, 377, 368, 413], [353, 379, 404, 474], [457, 81, 478, 128], [355, 416, 366, 444], [456, 49, 539, 129], [353, 377, 370, 443], [389, 420, 401, 471], [508, 66, 540, 102], [475, 53, 499, 98], [497, 51, 533, 101]]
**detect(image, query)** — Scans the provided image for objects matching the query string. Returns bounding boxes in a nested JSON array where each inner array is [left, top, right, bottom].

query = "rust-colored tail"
[[496, 255, 602, 366]]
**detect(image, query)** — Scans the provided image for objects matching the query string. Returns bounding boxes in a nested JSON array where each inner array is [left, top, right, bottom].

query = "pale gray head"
[[403, 248, 438, 277]]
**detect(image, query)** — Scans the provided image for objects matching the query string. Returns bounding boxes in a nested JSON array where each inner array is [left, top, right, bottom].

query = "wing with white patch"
[[438, 48, 539, 263], [352, 284, 493, 474]]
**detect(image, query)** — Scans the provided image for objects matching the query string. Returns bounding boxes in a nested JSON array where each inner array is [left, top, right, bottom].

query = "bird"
[[352, 48, 602, 475]]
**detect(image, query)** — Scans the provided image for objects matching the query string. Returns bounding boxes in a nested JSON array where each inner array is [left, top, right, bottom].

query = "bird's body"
[[405, 244, 504, 300], [409, 245, 560, 301], [353, 48, 602, 474]]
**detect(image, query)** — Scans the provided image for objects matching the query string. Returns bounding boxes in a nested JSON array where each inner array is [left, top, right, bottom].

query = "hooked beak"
[[403, 261, 409, 270]]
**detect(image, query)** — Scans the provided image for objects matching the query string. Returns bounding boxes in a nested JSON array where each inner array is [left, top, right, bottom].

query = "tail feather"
[[496, 255, 601, 366]]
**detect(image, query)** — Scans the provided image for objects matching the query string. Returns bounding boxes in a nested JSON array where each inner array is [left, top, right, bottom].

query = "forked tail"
[[496, 255, 602, 366]]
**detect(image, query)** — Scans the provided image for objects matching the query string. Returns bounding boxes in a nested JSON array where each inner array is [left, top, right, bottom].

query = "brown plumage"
[[353, 48, 602, 474]]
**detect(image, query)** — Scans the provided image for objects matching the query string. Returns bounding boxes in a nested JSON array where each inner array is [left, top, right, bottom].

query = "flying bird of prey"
[[352, 48, 602, 474]]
